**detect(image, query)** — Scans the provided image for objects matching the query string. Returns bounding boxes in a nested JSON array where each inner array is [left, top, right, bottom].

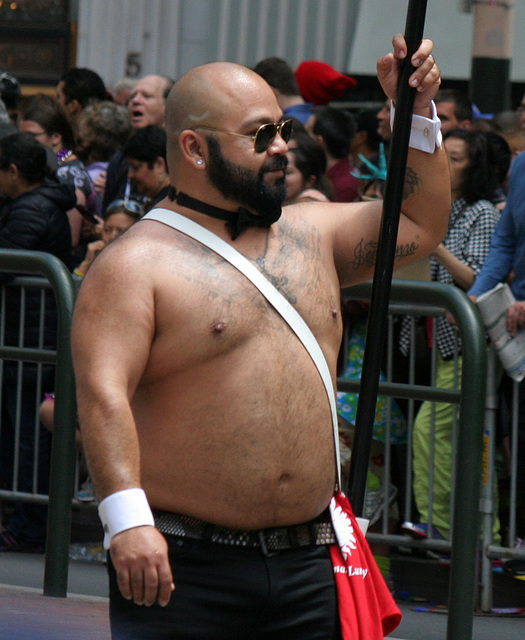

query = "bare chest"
[[145, 224, 342, 380]]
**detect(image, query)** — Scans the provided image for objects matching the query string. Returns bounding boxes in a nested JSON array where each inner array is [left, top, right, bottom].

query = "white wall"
[[76, 0, 359, 92], [76, 0, 525, 95], [348, 0, 525, 83], [76, 0, 189, 92]]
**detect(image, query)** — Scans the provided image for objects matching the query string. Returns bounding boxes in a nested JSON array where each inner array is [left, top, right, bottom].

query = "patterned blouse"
[[400, 196, 500, 360]]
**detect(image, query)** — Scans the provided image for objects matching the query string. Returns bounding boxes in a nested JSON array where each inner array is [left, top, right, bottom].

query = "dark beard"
[[205, 136, 287, 219]]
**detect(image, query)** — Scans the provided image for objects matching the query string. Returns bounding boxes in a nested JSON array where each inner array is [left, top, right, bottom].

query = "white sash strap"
[[143, 208, 342, 487]]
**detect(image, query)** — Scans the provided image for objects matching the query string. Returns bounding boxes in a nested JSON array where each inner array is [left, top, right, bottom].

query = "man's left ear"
[[178, 129, 206, 168]]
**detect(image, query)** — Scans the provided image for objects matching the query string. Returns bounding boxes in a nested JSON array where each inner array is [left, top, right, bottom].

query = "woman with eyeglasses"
[[73, 199, 144, 281], [17, 93, 101, 251]]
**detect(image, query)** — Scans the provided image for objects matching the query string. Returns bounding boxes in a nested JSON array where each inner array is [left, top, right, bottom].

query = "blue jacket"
[[470, 150, 525, 300]]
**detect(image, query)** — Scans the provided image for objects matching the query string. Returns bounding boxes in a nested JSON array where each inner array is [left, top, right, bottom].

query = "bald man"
[[101, 74, 174, 210], [127, 74, 172, 129], [72, 35, 448, 640]]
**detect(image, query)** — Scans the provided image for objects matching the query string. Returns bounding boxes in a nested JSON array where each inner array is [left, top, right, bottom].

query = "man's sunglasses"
[[193, 119, 293, 154]]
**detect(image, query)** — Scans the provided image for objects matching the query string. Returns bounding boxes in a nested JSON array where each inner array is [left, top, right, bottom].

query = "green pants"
[[413, 352, 500, 542], [412, 353, 461, 539]]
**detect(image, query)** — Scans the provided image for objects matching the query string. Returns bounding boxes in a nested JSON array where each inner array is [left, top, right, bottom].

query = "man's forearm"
[[78, 392, 142, 500], [391, 101, 450, 249], [403, 144, 450, 246]]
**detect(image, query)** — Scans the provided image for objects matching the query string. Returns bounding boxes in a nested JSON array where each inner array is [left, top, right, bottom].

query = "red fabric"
[[325, 157, 360, 203], [295, 60, 357, 106], [329, 492, 401, 639]]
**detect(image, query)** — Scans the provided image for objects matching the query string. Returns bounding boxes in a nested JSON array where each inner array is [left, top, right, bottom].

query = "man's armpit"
[[350, 237, 419, 270]]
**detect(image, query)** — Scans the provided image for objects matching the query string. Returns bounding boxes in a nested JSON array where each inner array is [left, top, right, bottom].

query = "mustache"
[[262, 155, 288, 173]]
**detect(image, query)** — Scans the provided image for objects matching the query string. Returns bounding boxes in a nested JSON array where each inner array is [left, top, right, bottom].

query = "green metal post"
[[0, 250, 77, 597], [348, 280, 487, 640]]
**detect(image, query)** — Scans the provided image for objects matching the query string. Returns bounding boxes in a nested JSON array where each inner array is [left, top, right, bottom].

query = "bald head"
[[165, 62, 280, 171], [128, 74, 174, 129], [167, 62, 276, 134]]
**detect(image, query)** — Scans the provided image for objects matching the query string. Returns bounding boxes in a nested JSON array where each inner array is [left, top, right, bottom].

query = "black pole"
[[470, 1, 514, 114], [346, 0, 429, 514]]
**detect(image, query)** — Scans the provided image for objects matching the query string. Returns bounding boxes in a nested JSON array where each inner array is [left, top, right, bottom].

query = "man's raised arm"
[[331, 34, 450, 287]]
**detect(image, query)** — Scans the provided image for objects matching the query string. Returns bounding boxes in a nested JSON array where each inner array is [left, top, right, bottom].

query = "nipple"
[[211, 321, 227, 335]]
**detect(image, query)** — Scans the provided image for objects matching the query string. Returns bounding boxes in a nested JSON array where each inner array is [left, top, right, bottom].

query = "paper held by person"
[[476, 282, 525, 382]]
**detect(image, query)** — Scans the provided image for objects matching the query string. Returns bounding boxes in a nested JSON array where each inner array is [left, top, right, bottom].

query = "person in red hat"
[[295, 60, 357, 106]]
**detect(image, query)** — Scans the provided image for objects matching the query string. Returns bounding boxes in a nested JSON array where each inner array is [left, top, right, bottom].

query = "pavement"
[[0, 585, 110, 640], [0, 507, 524, 640]]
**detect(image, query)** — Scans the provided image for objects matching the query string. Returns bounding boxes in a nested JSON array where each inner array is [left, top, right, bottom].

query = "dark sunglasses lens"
[[254, 122, 293, 152], [281, 120, 293, 143], [254, 124, 278, 153]]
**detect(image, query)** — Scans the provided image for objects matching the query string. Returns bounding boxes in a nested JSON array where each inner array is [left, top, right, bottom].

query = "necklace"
[[168, 186, 281, 240], [57, 148, 73, 165]]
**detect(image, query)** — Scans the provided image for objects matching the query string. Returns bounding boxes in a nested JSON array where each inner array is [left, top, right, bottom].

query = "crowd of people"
[[0, 33, 523, 638], [0, 67, 173, 553], [252, 54, 525, 554]]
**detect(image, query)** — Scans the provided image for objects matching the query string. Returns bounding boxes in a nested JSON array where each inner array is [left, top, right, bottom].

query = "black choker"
[[168, 186, 281, 240]]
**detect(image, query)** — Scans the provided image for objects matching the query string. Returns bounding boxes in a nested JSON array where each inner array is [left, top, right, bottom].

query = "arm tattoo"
[[351, 238, 419, 270], [403, 167, 421, 200], [348, 166, 421, 271]]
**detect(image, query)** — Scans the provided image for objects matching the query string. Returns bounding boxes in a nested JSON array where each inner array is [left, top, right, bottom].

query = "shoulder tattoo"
[[403, 167, 421, 200]]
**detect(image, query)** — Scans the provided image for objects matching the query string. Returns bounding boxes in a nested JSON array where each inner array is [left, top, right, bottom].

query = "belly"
[[133, 335, 337, 529]]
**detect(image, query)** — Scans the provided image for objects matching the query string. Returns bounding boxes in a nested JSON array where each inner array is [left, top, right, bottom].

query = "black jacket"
[[0, 179, 76, 350], [0, 178, 74, 260]]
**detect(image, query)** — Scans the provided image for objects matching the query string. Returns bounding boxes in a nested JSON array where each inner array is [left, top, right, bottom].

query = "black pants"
[[498, 372, 525, 535], [109, 535, 342, 640], [0, 366, 52, 543]]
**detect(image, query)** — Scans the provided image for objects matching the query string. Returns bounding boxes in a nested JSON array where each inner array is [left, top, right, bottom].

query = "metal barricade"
[[341, 280, 487, 640], [0, 250, 77, 597], [480, 347, 525, 611], [1, 252, 521, 624]]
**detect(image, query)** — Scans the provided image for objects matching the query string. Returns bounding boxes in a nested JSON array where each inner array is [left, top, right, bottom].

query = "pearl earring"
[[196, 159, 204, 166]]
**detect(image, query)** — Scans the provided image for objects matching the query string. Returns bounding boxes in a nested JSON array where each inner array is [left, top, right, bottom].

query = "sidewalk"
[[0, 507, 524, 640], [1, 552, 523, 640], [1, 572, 523, 640], [0, 585, 110, 640]]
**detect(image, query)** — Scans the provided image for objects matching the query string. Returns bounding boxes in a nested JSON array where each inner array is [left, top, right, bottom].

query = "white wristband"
[[98, 488, 155, 549], [390, 100, 442, 153]]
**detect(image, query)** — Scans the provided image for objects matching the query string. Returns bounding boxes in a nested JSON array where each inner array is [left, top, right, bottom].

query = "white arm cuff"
[[98, 488, 155, 549], [390, 100, 442, 153]]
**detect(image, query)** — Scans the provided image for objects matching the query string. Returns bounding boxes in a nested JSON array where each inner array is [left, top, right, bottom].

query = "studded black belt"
[[154, 510, 336, 554]]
